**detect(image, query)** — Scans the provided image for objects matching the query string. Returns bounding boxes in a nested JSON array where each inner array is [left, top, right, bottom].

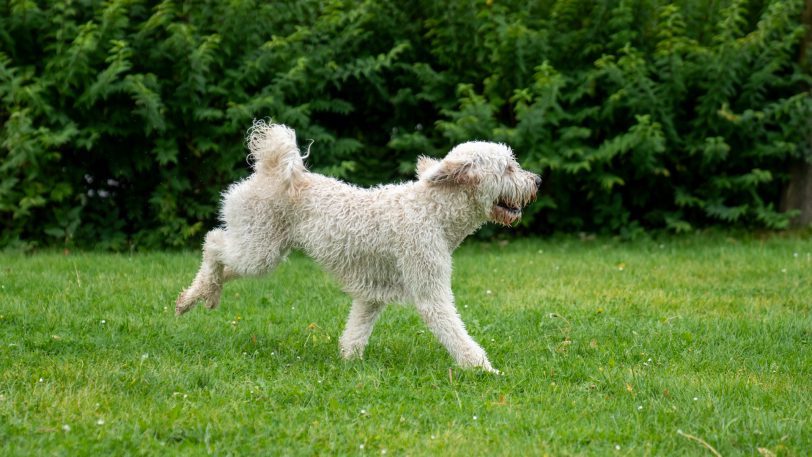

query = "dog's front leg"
[[415, 295, 497, 373], [339, 299, 385, 359]]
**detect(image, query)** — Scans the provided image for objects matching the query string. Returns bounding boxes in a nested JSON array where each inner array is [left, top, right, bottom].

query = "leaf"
[[124, 74, 166, 134], [598, 174, 625, 190], [705, 201, 748, 222], [44, 227, 66, 238], [153, 138, 178, 165]]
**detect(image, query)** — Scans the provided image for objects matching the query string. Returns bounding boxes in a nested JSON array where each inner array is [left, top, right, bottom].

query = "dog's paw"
[[339, 345, 364, 360], [175, 290, 194, 316], [455, 346, 497, 372], [475, 358, 501, 375], [458, 361, 501, 375], [483, 365, 502, 375], [175, 304, 190, 316], [204, 290, 222, 310]]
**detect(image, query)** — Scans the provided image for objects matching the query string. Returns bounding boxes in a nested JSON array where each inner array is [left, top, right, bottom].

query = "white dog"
[[176, 120, 540, 372]]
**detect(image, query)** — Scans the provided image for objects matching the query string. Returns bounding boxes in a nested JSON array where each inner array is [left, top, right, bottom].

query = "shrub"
[[1, 0, 809, 249]]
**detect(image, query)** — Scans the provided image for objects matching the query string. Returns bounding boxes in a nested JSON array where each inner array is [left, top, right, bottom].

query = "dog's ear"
[[422, 159, 478, 186], [416, 156, 441, 178]]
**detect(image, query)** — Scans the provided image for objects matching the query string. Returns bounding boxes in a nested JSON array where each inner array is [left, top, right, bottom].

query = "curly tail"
[[246, 119, 307, 181]]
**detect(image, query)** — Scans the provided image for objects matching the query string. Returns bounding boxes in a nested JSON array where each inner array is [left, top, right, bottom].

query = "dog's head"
[[418, 142, 541, 226]]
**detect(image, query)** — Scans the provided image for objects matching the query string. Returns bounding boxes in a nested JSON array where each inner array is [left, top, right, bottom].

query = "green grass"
[[1, 234, 811, 456]]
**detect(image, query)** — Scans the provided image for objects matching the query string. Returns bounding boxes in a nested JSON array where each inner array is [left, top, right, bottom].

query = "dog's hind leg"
[[176, 229, 229, 315], [339, 299, 386, 359]]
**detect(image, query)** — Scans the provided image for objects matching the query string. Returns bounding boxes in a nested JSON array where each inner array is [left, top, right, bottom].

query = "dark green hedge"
[[1, 0, 810, 249]]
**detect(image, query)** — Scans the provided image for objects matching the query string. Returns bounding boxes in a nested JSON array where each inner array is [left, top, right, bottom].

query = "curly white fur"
[[176, 120, 541, 372]]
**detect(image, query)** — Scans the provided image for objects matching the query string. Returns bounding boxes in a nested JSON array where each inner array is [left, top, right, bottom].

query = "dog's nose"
[[534, 175, 542, 190]]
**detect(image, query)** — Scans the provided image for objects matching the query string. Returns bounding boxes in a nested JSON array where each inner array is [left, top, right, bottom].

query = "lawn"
[[1, 234, 810, 456]]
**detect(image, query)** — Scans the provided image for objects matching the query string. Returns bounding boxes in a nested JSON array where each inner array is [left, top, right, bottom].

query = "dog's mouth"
[[496, 199, 521, 215], [491, 199, 522, 226]]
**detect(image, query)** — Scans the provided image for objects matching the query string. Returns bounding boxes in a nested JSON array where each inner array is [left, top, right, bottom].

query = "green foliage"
[[416, 0, 811, 234], [1, 0, 810, 249]]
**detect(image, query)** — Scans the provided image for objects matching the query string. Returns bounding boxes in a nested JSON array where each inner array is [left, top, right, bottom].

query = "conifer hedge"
[[1, 0, 810, 249]]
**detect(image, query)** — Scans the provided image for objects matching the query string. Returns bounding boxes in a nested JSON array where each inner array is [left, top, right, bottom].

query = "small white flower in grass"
[[485, 289, 492, 295], [359, 444, 364, 450], [637, 405, 643, 411], [781, 268, 787, 273], [693, 397, 698, 401], [141, 353, 149, 361], [793, 252, 799, 258], [430, 435, 436, 440], [38, 378, 44, 383], [96, 418, 105, 426], [472, 415, 478, 420], [100, 319, 106, 325], [381, 449, 387, 455], [615, 444, 621, 450], [62, 424, 71, 432], [360, 409, 367, 415], [464, 305, 468, 308]]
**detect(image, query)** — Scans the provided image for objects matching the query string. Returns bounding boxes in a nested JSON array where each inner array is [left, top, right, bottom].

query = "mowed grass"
[[1, 234, 810, 456]]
